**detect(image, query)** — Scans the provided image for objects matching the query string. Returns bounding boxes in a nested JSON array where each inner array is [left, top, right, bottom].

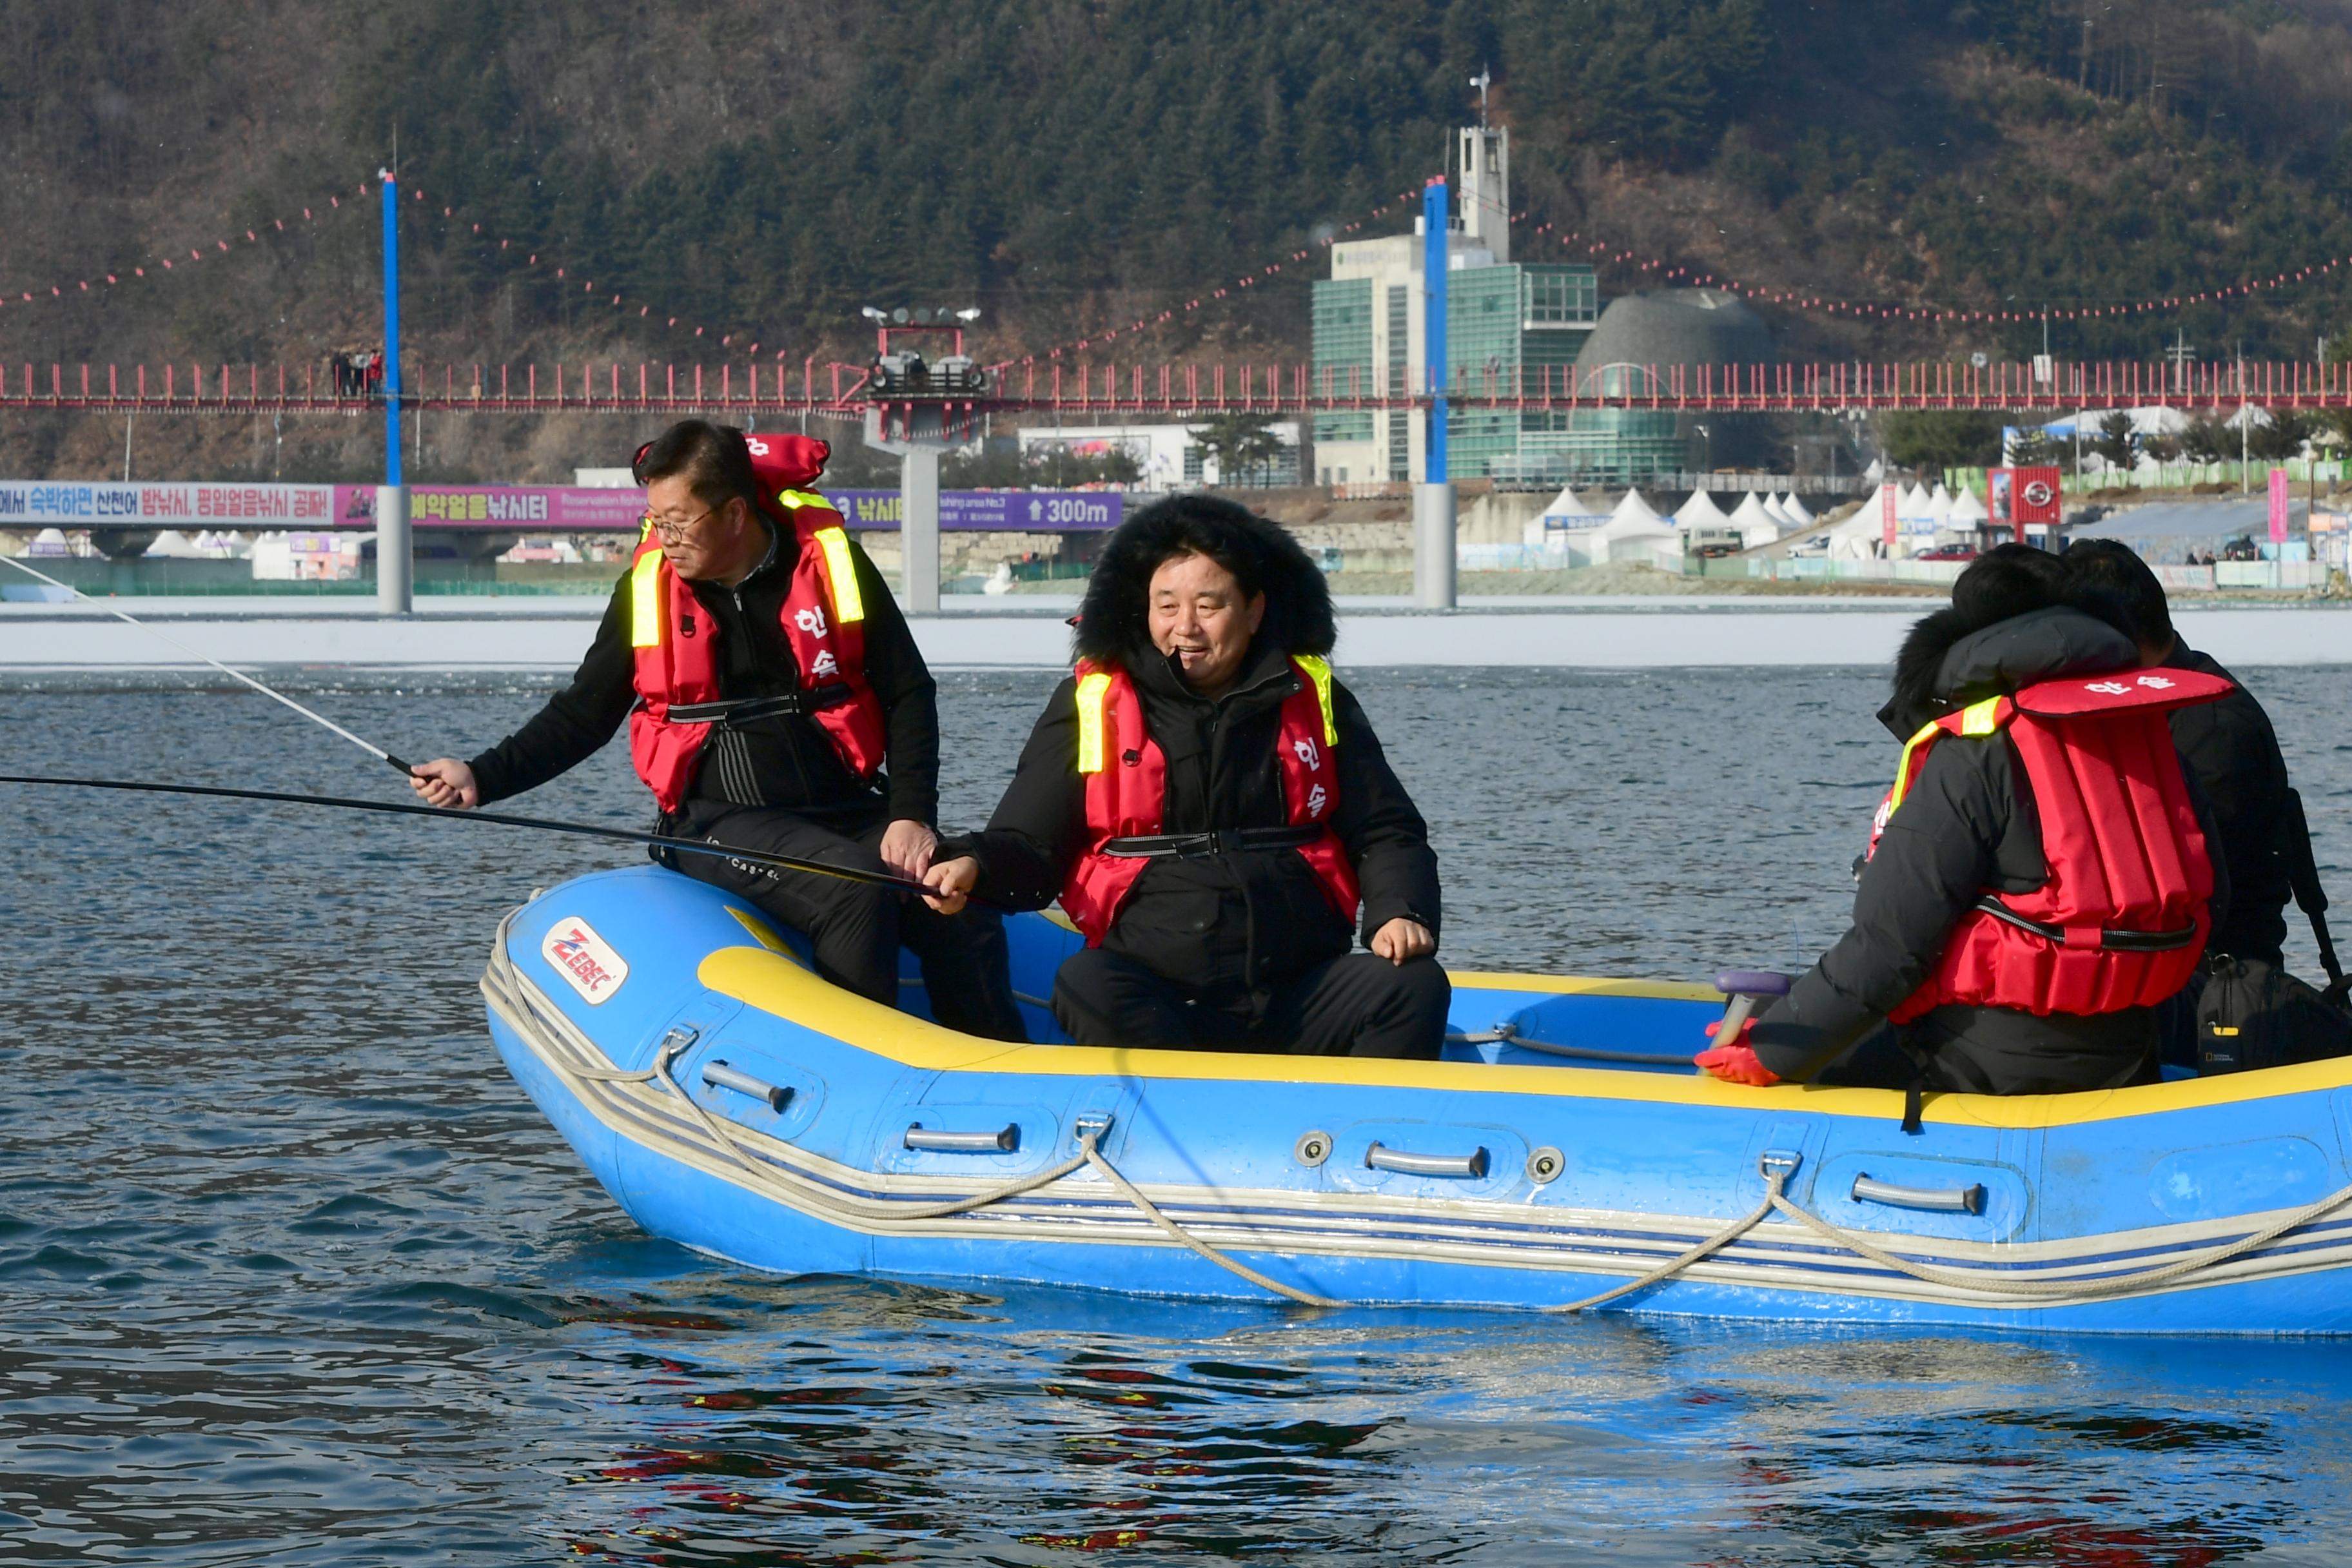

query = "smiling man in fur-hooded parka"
[[925, 495, 1448, 1057]]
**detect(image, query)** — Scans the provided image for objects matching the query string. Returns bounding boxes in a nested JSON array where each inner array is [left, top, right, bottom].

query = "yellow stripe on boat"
[[697, 945, 2352, 1130]]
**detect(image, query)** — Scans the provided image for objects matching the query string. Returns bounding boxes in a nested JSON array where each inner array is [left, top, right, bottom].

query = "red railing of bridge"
[[1, 358, 2347, 415]]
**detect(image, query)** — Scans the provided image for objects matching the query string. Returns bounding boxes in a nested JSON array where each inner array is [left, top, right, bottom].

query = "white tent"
[[1531, 482, 1607, 546], [1897, 482, 1935, 520], [1538, 484, 1598, 523], [1929, 483, 1955, 528], [1676, 490, 1732, 531], [146, 529, 203, 558], [1948, 487, 1988, 528], [1825, 500, 1892, 559], [1592, 505, 1684, 569], [1728, 491, 1781, 547], [1759, 494, 1795, 527], [1778, 492, 1814, 528], [27, 526, 70, 556], [1609, 487, 1665, 528]]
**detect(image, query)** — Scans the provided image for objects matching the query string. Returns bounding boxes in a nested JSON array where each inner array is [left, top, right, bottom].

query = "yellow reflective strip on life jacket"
[[774, 487, 828, 511], [1886, 697, 2010, 814], [629, 550, 667, 648], [1074, 671, 1113, 774], [814, 526, 864, 624], [1293, 654, 1338, 747], [1885, 720, 1942, 815]]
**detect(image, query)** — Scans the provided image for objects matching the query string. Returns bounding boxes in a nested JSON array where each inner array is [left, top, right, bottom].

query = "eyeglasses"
[[642, 502, 726, 543]]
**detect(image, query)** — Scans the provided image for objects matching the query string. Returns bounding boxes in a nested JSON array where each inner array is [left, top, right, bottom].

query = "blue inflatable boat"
[[482, 865, 2352, 1333]]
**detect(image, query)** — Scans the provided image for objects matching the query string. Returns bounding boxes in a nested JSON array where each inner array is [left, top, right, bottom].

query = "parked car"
[[1914, 542, 1979, 562]]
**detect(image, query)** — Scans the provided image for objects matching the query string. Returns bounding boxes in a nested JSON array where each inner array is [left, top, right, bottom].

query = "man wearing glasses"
[[408, 418, 1024, 1039]]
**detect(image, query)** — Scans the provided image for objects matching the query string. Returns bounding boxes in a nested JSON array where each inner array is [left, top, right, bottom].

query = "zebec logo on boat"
[[541, 918, 630, 1004]]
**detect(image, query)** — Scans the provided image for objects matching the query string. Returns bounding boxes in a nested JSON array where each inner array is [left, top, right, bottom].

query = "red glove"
[[1696, 1019, 1781, 1086]]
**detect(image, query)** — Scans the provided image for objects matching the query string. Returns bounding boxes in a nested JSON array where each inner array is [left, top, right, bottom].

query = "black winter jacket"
[[948, 640, 1442, 993], [1752, 607, 2227, 1093], [2166, 643, 2293, 965], [466, 518, 939, 823]]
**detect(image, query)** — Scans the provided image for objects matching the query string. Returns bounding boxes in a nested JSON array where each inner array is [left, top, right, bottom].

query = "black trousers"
[[1816, 1017, 2157, 1093], [673, 802, 1026, 1042], [1052, 948, 1449, 1059]]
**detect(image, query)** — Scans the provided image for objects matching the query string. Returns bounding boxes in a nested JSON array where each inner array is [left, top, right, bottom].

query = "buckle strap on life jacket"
[[1970, 894, 2202, 953], [1102, 825, 1327, 859], [662, 688, 852, 726]]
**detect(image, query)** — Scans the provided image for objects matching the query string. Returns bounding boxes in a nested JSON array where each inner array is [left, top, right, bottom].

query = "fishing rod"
[[0, 553, 415, 774], [0, 774, 970, 903]]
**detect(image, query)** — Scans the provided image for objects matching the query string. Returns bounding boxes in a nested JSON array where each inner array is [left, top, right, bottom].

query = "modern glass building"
[[1308, 244, 1599, 485], [1306, 123, 1771, 487]]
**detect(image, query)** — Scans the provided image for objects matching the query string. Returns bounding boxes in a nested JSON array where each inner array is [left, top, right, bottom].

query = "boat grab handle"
[[1366, 1141, 1489, 1179], [701, 1060, 792, 1113], [1851, 1173, 1985, 1215], [905, 1122, 1019, 1153]]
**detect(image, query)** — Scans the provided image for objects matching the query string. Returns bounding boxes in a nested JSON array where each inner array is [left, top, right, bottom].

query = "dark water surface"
[[5, 665, 2351, 1566]]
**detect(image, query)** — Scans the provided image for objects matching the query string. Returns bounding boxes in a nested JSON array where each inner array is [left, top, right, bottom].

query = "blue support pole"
[[1414, 175, 1455, 608], [1422, 177, 1448, 483], [376, 170, 411, 613], [382, 173, 402, 485]]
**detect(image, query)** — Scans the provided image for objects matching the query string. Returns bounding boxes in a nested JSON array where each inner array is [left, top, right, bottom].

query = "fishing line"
[[0, 554, 415, 774], [0, 774, 980, 903]]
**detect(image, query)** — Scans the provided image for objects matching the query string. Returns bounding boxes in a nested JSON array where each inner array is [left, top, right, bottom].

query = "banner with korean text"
[[0, 480, 332, 527]]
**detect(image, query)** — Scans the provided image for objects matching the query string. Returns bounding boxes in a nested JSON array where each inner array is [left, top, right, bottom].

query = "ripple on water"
[[3, 667, 2350, 1564]]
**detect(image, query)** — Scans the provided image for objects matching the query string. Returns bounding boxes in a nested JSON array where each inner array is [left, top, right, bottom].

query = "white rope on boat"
[[641, 1024, 1338, 1297], [1545, 1166, 1790, 1314], [646, 1037, 1097, 1220], [1764, 1175, 2352, 1302], [1074, 1132, 1342, 1308], [498, 947, 1336, 1298]]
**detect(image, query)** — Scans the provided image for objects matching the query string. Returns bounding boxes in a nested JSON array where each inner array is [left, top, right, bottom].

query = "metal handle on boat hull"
[[1851, 1173, 1985, 1214], [905, 1122, 1019, 1153], [702, 1060, 792, 1113], [1366, 1141, 1489, 1179]]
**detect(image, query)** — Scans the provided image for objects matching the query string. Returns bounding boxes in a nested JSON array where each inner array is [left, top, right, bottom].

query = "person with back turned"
[[407, 418, 1024, 1040], [919, 495, 1449, 1057], [2064, 538, 2347, 1060], [1695, 546, 2233, 1116]]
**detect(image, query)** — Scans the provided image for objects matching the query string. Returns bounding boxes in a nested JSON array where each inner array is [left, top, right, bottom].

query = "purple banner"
[[324, 485, 1123, 531], [0, 481, 331, 525], [329, 485, 647, 531], [825, 491, 1124, 531]]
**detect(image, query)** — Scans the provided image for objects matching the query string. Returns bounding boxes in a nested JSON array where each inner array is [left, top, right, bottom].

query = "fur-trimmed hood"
[[1876, 542, 2139, 737], [1877, 589, 2138, 739], [1072, 495, 1335, 667]]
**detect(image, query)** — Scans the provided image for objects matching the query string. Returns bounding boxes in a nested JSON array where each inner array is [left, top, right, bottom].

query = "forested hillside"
[[6, 0, 2352, 479]]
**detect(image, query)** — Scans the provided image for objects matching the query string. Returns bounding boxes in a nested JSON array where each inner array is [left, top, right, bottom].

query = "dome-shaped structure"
[[1573, 288, 1776, 397]]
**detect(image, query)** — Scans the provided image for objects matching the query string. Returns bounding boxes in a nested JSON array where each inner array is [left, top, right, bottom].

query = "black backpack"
[[2198, 790, 2352, 1073]]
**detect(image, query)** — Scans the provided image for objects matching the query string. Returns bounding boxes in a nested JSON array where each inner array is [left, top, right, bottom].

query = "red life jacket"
[[1057, 656, 1362, 946], [625, 480, 884, 814], [1868, 667, 2232, 1023]]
